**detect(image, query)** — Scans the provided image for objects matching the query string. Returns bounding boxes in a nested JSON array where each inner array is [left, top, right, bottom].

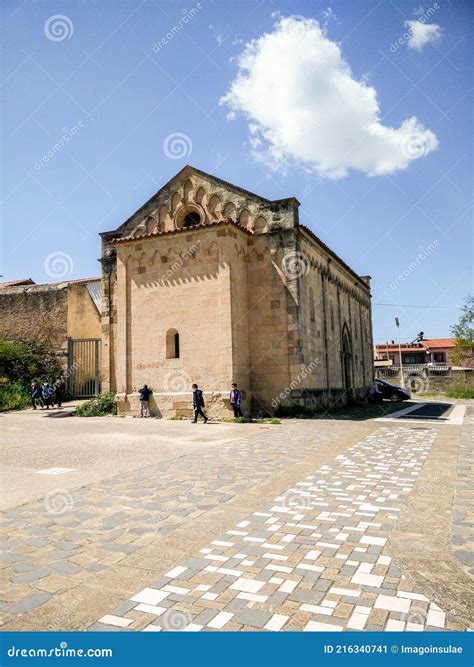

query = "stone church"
[[100, 166, 373, 418]]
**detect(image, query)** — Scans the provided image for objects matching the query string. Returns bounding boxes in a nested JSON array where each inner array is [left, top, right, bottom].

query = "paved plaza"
[[0, 403, 472, 632]]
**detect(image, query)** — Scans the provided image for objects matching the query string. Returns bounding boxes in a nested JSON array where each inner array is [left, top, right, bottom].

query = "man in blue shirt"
[[139, 384, 152, 417]]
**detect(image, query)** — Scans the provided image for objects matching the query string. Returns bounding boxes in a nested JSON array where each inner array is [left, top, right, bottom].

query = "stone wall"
[[0, 282, 101, 372]]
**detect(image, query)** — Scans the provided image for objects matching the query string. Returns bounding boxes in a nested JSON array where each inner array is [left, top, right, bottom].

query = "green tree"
[[450, 295, 474, 366]]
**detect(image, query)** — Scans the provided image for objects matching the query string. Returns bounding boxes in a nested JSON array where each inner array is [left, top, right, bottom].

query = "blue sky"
[[1, 0, 472, 343]]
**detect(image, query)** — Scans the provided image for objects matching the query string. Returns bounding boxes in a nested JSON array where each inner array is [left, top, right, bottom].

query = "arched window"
[[309, 287, 315, 322], [183, 211, 201, 228], [166, 329, 180, 359]]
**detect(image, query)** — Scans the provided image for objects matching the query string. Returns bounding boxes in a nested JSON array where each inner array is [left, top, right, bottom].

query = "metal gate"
[[68, 338, 101, 398]]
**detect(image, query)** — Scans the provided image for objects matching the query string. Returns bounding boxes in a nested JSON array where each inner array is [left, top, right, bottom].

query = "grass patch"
[[445, 388, 474, 400], [75, 392, 117, 417], [0, 380, 31, 412]]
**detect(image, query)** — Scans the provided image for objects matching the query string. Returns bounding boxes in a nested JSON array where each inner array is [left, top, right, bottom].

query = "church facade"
[[100, 166, 373, 418]]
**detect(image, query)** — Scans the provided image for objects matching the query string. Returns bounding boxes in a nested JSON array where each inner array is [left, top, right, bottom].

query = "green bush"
[[0, 339, 63, 412], [75, 392, 117, 417], [0, 380, 31, 412], [446, 388, 474, 400]]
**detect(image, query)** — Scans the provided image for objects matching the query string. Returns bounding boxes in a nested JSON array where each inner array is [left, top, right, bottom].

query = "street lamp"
[[395, 317, 405, 388]]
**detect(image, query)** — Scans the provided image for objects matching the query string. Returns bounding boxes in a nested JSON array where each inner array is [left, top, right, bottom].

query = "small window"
[[166, 329, 180, 358], [183, 211, 201, 228]]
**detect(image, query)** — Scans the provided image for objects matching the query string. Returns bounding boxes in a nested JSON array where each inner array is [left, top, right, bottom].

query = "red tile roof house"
[[375, 338, 473, 369]]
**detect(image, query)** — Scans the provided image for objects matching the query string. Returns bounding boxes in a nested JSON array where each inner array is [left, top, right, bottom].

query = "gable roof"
[[107, 165, 300, 236]]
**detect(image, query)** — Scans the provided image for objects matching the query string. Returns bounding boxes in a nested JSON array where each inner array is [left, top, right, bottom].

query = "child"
[[42, 381, 53, 409], [229, 382, 242, 418], [31, 380, 43, 410], [139, 384, 152, 417]]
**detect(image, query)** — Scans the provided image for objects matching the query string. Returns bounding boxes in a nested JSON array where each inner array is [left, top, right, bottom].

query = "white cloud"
[[221, 16, 438, 179], [405, 19, 441, 51]]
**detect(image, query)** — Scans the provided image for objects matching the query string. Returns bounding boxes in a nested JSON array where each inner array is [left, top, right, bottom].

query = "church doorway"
[[341, 325, 353, 392]]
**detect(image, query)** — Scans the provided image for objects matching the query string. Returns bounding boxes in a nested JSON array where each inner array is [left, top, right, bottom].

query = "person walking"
[[53, 377, 65, 408], [139, 384, 152, 417], [229, 382, 242, 418], [191, 383, 207, 423], [31, 380, 43, 410], [42, 381, 53, 409]]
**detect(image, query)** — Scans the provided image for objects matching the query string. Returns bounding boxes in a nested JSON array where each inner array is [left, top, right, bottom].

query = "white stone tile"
[[204, 554, 228, 562], [263, 552, 288, 561], [164, 565, 187, 578], [304, 621, 343, 632], [354, 605, 371, 615], [269, 577, 284, 584], [142, 624, 162, 632], [377, 555, 392, 566], [207, 612, 234, 629], [296, 564, 324, 573], [98, 614, 132, 628], [351, 572, 384, 588], [386, 619, 405, 631], [184, 624, 203, 632], [131, 588, 169, 606], [236, 592, 268, 603], [321, 600, 337, 608], [211, 540, 233, 547], [361, 535, 387, 547], [195, 584, 211, 592], [347, 613, 368, 630], [279, 580, 298, 594], [236, 520, 250, 527], [300, 604, 333, 616], [134, 604, 166, 615], [230, 577, 265, 593], [427, 609, 446, 628], [264, 614, 289, 632], [304, 550, 321, 560], [330, 587, 361, 597], [374, 594, 411, 613], [397, 591, 428, 601], [357, 563, 373, 574], [281, 534, 295, 542], [162, 585, 189, 595], [266, 564, 293, 573], [202, 593, 218, 601]]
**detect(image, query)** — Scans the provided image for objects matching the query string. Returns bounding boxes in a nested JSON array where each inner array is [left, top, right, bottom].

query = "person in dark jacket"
[[229, 382, 242, 418], [31, 380, 43, 409], [53, 377, 65, 408], [139, 384, 152, 417], [191, 383, 207, 423], [42, 381, 53, 409]]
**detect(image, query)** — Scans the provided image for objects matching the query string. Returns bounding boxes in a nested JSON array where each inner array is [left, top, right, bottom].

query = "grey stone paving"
[[94, 426, 471, 632], [451, 404, 474, 575]]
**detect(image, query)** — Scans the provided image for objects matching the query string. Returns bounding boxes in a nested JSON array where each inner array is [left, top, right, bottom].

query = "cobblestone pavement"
[[451, 404, 474, 575], [92, 426, 472, 632], [0, 418, 356, 629], [1, 412, 471, 632]]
